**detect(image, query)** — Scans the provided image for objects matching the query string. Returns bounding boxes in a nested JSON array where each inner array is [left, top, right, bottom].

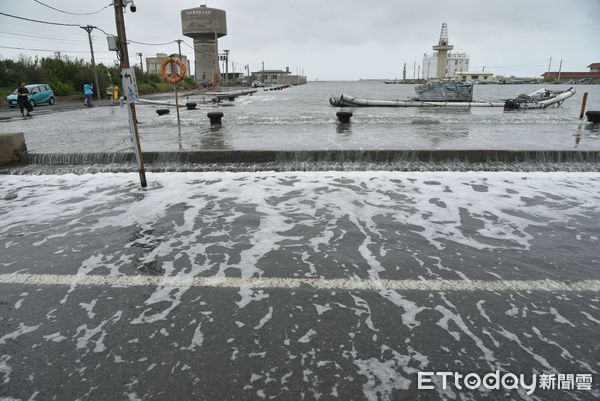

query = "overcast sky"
[[1, 0, 599, 80]]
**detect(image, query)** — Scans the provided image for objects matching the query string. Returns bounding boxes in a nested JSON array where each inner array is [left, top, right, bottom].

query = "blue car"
[[7, 84, 55, 108]]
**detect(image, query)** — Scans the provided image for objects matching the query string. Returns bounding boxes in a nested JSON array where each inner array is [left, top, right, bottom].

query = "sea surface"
[[1, 82, 599, 153]]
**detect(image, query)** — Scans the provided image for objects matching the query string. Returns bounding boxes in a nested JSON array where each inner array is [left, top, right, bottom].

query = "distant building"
[[220, 72, 245, 82], [422, 52, 469, 79], [181, 4, 227, 84], [588, 63, 600, 73], [541, 62, 600, 83], [250, 67, 307, 85], [146, 53, 191, 77], [455, 71, 494, 82]]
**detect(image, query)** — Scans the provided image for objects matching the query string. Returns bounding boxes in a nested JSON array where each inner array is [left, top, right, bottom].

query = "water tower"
[[181, 5, 227, 84], [432, 23, 453, 79]]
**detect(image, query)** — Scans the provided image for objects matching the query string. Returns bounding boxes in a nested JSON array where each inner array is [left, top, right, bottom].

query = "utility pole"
[[403, 63, 406, 80], [175, 39, 183, 59], [136, 52, 143, 73], [81, 26, 101, 101], [175, 39, 184, 78], [418, 65, 420, 80], [213, 31, 219, 86], [262, 61, 265, 83], [547, 57, 552, 80], [223, 49, 229, 84], [557, 59, 563, 83], [413, 61, 416, 79], [113, 0, 146, 188]]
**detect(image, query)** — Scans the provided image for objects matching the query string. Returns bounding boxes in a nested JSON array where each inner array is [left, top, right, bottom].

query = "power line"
[[33, 0, 112, 16], [128, 39, 177, 46], [0, 11, 82, 27], [0, 30, 89, 43], [0, 11, 113, 36], [0, 45, 112, 54], [1, 25, 95, 41]]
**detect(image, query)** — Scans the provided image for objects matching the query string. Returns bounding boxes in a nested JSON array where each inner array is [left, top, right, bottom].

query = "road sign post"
[[121, 68, 147, 187], [113, 0, 147, 188]]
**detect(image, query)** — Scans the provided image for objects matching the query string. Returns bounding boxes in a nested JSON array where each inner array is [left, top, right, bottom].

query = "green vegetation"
[[0, 56, 197, 105]]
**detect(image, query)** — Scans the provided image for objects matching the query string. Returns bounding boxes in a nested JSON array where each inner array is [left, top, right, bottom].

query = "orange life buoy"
[[159, 56, 186, 84]]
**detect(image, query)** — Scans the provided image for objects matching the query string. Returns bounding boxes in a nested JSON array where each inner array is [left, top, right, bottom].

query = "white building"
[[422, 52, 469, 79], [454, 71, 494, 82]]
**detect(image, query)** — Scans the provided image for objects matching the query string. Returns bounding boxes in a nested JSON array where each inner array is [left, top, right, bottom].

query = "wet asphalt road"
[[1, 172, 599, 401], [0, 98, 114, 121]]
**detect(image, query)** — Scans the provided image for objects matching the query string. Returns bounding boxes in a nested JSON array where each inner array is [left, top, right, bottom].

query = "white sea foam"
[[0, 324, 41, 345], [0, 355, 13, 385]]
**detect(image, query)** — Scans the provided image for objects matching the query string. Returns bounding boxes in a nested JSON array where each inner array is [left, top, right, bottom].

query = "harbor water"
[[1, 82, 599, 155]]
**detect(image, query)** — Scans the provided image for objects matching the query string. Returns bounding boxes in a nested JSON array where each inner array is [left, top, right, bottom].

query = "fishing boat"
[[413, 81, 473, 102], [503, 87, 576, 110], [329, 94, 503, 108], [329, 87, 576, 109]]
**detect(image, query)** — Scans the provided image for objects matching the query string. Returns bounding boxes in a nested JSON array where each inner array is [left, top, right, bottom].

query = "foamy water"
[[1, 171, 599, 400]]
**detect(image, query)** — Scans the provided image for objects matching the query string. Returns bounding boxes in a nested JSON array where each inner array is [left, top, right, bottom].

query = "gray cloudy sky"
[[1, 0, 599, 80]]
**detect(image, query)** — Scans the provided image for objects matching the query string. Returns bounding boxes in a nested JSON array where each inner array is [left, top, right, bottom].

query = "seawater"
[[1, 81, 599, 154]]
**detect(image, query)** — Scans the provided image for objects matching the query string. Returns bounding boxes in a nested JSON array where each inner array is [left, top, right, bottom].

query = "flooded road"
[[1, 172, 599, 400]]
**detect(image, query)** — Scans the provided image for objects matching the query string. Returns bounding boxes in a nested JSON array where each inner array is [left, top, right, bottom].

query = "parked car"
[[6, 84, 55, 108]]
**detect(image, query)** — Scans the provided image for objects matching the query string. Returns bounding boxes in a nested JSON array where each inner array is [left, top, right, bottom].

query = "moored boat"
[[503, 87, 576, 110], [329, 87, 576, 109], [329, 94, 504, 107], [414, 81, 473, 102]]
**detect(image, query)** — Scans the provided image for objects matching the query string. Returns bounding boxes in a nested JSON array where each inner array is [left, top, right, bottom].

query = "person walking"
[[17, 82, 32, 117], [83, 83, 94, 107]]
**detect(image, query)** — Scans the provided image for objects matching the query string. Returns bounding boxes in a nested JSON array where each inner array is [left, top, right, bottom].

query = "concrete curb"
[[24, 149, 600, 165], [0, 132, 28, 165]]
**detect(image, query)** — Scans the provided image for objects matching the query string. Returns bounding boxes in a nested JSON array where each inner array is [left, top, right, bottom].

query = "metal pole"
[[171, 58, 181, 125], [579, 93, 588, 119], [136, 52, 143, 73], [224, 50, 229, 84], [547, 57, 552, 80], [213, 31, 219, 86], [175, 39, 186, 79], [176, 39, 183, 59], [557, 59, 563, 83], [82, 26, 101, 101], [114, 0, 146, 188]]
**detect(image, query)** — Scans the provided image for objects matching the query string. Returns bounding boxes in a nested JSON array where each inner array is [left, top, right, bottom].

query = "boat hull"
[[329, 95, 504, 107], [414, 81, 473, 102]]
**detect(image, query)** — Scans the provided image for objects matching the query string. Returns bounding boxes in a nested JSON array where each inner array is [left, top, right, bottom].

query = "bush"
[[0, 56, 194, 98], [0, 87, 14, 105], [47, 80, 74, 96]]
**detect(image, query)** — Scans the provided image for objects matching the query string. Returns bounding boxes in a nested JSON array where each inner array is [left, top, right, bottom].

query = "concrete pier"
[[0, 132, 28, 165]]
